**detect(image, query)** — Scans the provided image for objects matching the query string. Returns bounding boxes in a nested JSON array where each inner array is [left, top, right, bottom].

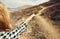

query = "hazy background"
[[1, 0, 49, 8]]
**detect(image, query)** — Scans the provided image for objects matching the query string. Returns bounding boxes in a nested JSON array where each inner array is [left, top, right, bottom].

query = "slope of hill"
[[8, 5, 32, 12], [10, 0, 60, 39], [16, 5, 32, 10]]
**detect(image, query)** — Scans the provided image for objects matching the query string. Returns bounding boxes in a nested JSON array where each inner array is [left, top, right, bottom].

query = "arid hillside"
[[10, 0, 60, 39]]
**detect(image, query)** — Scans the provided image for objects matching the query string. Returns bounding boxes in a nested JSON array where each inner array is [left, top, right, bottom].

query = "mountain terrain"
[[9, 0, 60, 39]]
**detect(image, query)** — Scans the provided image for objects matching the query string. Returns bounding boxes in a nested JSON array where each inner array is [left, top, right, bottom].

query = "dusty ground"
[[10, 2, 60, 39]]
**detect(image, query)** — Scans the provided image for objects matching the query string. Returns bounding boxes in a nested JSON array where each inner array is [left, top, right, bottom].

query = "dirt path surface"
[[17, 15, 60, 39]]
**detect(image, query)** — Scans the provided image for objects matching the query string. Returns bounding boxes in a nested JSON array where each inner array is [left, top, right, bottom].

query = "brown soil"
[[10, 2, 60, 39]]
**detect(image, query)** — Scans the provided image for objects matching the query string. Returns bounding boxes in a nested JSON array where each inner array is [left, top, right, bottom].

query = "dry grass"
[[10, 2, 60, 39]]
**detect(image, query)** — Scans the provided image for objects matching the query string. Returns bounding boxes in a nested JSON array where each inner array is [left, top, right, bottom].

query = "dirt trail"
[[34, 15, 60, 39], [37, 3, 60, 16], [13, 3, 60, 39]]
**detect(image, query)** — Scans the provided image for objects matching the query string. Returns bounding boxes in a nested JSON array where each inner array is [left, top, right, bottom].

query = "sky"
[[1, 0, 49, 8]]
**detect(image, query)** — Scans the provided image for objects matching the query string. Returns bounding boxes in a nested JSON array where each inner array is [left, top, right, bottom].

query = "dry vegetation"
[[10, 1, 60, 39]]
